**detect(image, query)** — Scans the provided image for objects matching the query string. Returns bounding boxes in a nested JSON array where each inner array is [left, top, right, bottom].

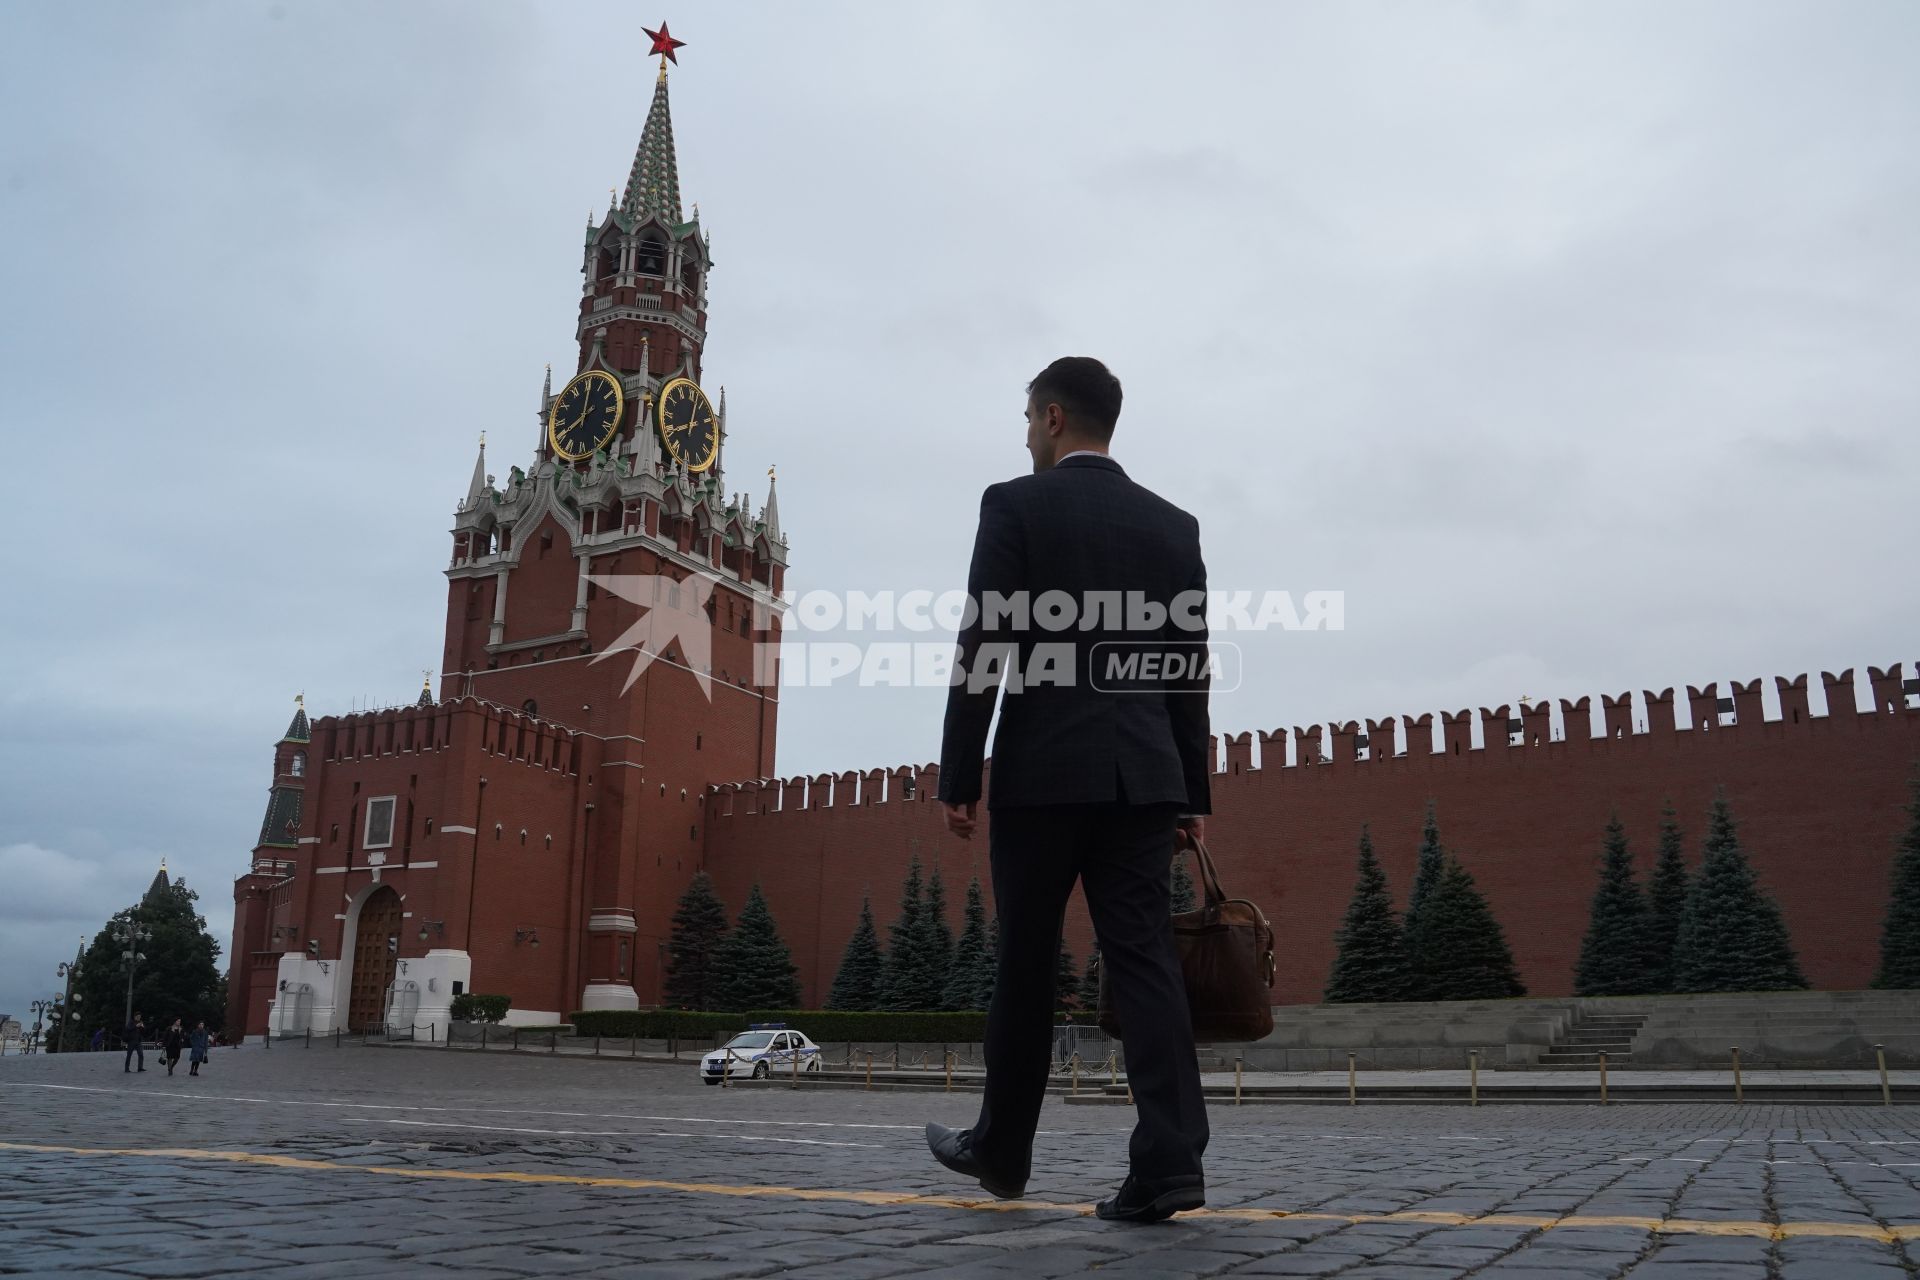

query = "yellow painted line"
[[0, 1141, 1910, 1243]]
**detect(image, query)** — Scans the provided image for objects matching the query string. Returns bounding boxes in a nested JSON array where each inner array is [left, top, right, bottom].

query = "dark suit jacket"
[[938, 454, 1211, 812]]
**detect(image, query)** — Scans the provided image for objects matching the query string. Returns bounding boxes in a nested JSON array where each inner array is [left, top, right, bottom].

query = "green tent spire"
[[622, 61, 684, 225]]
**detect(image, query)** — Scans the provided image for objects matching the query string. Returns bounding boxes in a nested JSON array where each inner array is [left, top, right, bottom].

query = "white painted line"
[[342, 1118, 880, 1148]]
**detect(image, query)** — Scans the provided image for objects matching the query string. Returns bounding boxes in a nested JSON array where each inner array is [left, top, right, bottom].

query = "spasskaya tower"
[[440, 25, 790, 1012], [229, 25, 791, 1035]]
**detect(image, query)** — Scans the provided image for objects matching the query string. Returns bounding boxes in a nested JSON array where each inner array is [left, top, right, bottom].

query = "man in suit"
[[926, 356, 1212, 1223]]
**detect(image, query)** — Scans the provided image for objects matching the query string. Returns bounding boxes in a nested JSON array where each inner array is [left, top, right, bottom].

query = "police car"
[[701, 1025, 824, 1083]]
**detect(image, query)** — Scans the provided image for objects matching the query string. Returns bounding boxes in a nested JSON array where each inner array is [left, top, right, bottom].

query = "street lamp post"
[[113, 921, 153, 1028], [55, 939, 83, 1052], [29, 998, 61, 1054]]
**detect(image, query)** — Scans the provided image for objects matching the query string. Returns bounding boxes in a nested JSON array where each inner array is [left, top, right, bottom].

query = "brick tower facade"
[[227, 55, 789, 1036]]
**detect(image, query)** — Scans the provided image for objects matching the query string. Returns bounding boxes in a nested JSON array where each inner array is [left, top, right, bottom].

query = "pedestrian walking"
[[161, 1018, 185, 1075], [926, 358, 1211, 1223], [123, 1013, 147, 1073], [188, 1021, 210, 1076]]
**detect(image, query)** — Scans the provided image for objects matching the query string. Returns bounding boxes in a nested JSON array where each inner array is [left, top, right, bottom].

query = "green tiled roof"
[[622, 69, 683, 225], [257, 786, 303, 850]]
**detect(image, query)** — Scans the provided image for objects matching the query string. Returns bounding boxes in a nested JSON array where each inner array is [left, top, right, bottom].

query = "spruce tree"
[[1644, 802, 1690, 993], [1055, 939, 1079, 1012], [1574, 813, 1656, 996], [664, 871, 731, 1011], [1080, 949, 1104, 1012], [1402, 803, 1449, 999], [940, 878, 996, 1011], [1671, 791, 1808, 993], [73, 876, 224, 1039], [1412, 858, 1526, 1000], [881, 854, 941, 1010], [1171, 852, 1197, 914], [1874, 772, 1920, 989], [827, 896, 886, 1011], [710, 884, 802, 1012], [925, 862, 955, 980], [1324, 828, 1413, 1003]]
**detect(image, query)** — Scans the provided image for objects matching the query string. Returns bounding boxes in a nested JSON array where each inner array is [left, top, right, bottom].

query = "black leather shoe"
[[1095, 1174, 1206, 1223], [924, 1123, 1027, 1200]]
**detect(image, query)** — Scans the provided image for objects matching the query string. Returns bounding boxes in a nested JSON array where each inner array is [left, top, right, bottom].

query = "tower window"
[[290, 751, 306, 777], [636, 239, 666, 274], [597, 248, 618, 279], [680, 260, 700, 296]]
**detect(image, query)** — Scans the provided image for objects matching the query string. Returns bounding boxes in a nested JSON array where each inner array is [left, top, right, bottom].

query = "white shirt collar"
[[1057, 449, 1111, 464]]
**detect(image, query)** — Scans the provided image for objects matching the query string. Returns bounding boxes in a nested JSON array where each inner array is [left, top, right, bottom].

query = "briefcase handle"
[[1177, 831, 1228, 907]]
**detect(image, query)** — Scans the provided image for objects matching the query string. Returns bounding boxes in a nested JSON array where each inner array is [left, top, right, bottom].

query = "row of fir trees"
[[665, 850, 1201, 1014], [677, 773, 1920, 1012], [1328, 779, 1920, 1003], [1323, 808, 1526, 1003], [1570, 792, 1806, 996]]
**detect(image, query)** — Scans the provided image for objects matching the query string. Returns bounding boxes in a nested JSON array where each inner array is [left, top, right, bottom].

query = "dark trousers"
[[124, 1039, 143, 1070], [971, 801, 1209, 1184]]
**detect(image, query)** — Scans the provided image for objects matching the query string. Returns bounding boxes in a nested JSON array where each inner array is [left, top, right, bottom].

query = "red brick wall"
[[706, 673, 1920, 1008]]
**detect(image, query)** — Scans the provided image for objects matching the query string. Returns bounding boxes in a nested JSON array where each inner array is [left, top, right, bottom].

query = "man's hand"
[[1176, 815, 1205, 848], [944, 802, 978, 840]]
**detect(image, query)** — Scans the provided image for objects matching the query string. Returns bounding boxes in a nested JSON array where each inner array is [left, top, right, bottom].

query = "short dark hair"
[[1028, 356, 1122, 440]]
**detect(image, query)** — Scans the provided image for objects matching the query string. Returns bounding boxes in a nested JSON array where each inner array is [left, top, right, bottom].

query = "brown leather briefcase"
[[1095, 836, 1276, 1043]]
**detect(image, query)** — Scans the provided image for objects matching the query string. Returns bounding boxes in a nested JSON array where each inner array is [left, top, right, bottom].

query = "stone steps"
[[1535, 1010, 1648, 1070]]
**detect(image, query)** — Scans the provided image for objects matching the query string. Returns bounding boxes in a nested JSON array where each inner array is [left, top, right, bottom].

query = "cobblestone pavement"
[[7, 1046, 1920, 1277]]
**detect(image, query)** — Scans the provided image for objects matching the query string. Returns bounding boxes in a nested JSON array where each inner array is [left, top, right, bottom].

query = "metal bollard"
[[1599, 1052, 1608, 1106], [792, 1046, 801, 1089], [1235, 1056, 1244, 1106], [1109, 1054, 1119, 1086], [721, 1048, 730, 1089], [305, 1028, 311, 1049], [1877, 1043, 1892, 1107], [1731, 1046, 1743, 1103], [480, 1024, 488, 1050], [594, 1033, 601, 1056], [1470, 1050, 1479, 1107], [1071, 1054, 1080, 1097], [945, 1051, 953, 1093], [1347, 1052, 1357, 1107], [865, 1051, 873, 1091]]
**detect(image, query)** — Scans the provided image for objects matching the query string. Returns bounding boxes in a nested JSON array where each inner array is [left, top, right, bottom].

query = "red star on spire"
[[644, 21, 686, 64]]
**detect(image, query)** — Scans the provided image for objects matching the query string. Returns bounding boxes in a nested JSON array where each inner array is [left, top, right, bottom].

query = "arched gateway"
[[346, 885, 403, 1031]]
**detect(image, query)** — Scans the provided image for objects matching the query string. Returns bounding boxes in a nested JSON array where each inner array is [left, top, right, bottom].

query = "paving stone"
[[10, 1047, 1920, 1279]]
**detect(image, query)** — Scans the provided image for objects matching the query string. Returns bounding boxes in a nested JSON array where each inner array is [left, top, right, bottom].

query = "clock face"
[[656, 377, 719, 471], [547, 370, 624, 461]]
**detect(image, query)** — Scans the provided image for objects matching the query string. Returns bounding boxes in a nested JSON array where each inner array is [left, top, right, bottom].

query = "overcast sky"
[[3, 2, 1916, 1024]]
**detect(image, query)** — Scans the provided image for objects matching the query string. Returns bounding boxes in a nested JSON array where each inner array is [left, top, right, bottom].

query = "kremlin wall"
[[703, 665, 1920, 1010]]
